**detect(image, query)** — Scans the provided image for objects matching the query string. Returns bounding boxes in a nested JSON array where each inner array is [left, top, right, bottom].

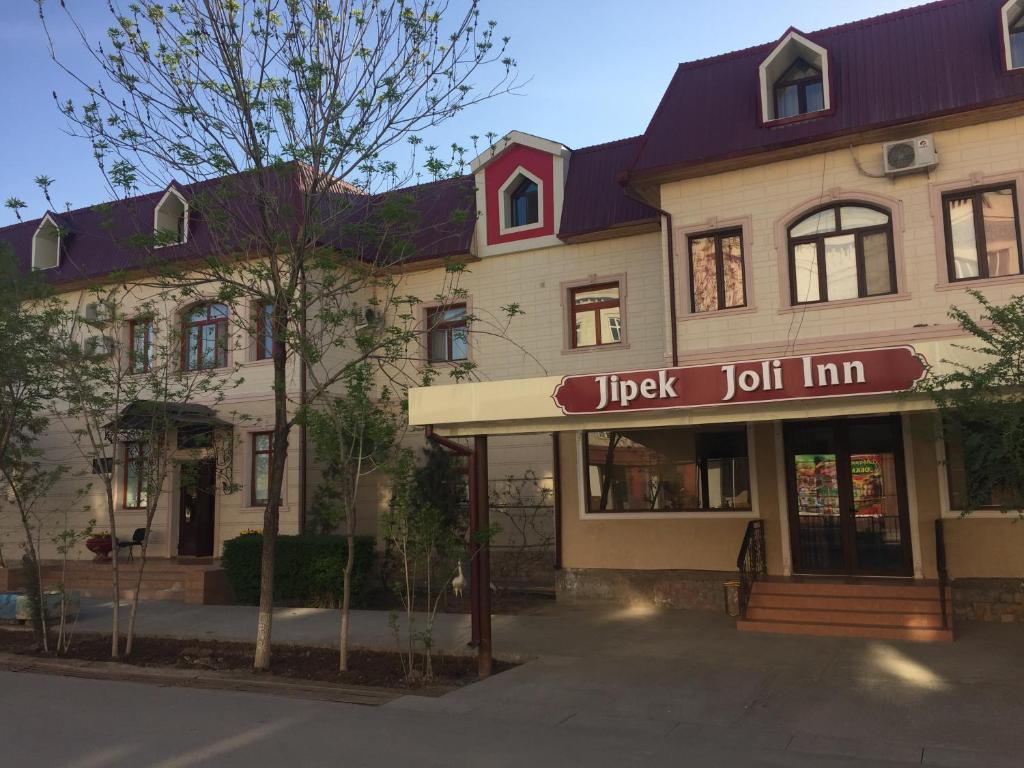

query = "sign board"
[[551, 346, 927, 415]]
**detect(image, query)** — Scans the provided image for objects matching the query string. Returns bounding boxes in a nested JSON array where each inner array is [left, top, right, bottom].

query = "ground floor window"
[[251, 432, 273, 506], [943, 419, 1021, 511], [124, 441, 149, 510], [583, 425, 750, 513]]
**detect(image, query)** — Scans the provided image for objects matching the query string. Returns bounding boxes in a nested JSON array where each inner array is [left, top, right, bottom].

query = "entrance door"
[[178, 460, 216, 557], [784, 416, 912, 576]]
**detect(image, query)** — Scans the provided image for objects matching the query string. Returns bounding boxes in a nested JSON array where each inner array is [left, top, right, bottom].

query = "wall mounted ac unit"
[[882, 135, 938, 175], [85, 335, 116, 357], [84, 301, 111, 323]]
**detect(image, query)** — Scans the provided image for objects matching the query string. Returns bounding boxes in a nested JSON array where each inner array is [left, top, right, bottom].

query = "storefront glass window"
[[584, 426, 750, 513]]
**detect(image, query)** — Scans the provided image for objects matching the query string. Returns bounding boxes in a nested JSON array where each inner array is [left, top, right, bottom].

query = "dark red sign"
[[551, 346, 927, 415]]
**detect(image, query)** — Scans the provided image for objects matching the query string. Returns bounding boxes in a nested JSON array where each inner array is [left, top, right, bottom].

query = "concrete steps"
[[737, 579, 954, 643]]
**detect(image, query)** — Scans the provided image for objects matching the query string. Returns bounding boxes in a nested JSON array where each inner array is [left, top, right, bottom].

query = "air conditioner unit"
[[84, 301, 111, 324], [882, 135, 938, 175], [85, 335, 116, 357]]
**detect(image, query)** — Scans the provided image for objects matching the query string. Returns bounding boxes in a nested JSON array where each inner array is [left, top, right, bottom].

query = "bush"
[[222, 534, 376, 607]]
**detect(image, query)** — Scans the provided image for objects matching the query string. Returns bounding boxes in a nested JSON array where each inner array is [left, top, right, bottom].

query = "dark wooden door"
[[178, 460, 216, 557], [784, 416, 913, 577]]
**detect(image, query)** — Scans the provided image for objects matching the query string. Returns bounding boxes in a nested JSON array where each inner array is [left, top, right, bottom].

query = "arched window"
[[182, 303, 229, 370], [788, 204, 895, 305], [507, 175, 539, 228], [774, 58, 824, 120]]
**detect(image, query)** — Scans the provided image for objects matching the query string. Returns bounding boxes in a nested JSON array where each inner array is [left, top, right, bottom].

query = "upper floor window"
[[942, 185, 1022, 281], [1003, 1, 1024, 70], [129, 318, 154, 374], [183, 303, 229, 371], [507, 175, 539, 228], [256, 302, 273, 361], [31, 214, 64, 270], [154, 188, 188, 246], [427, 304, 468, 363], [123, 441, 149, 510], [759, 30, 830, 123], [788, 204, 895, 305], [570, 283, 621, 348], [774, 58, 824, 120], [688, 229, 746, 312]]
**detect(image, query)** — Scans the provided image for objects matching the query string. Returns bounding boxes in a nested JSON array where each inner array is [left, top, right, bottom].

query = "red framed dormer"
[[471, 131, 570, 257]]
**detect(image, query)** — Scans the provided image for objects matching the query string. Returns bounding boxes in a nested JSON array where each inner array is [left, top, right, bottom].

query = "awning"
[[103, 400, 233, 434]]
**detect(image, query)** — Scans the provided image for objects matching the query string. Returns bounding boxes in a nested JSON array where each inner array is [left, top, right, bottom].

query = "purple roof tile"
[[629, 0, 1024, 179]]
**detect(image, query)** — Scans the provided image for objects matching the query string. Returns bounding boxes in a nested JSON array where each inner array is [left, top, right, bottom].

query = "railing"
[[736, 520, 767, 618], [935, 519, 949, 630]]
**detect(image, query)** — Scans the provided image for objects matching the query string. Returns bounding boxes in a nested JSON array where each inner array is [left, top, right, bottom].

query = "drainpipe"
[[619, 179, 679, 366], [425, 426, 480, 648], [551, 432, 562, 571]]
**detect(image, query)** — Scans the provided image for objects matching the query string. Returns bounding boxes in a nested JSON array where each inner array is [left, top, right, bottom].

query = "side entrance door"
[[784, 416, 913, 576], [178, 459, 216, 557]]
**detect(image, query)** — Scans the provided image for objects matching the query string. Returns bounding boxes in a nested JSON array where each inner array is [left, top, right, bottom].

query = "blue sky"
[[0, 0, 921, 226]]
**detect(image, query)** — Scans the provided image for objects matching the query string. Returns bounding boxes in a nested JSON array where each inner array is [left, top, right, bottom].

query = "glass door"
[[785, 417, 912, 576]]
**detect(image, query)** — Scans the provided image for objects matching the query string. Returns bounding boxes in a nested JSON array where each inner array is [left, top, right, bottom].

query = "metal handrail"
[[736, 520, 766, 618], [935, 519, 949, 630]]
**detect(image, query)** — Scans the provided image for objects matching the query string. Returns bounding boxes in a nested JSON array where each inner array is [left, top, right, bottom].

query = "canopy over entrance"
[[103, 400, 232, 439]]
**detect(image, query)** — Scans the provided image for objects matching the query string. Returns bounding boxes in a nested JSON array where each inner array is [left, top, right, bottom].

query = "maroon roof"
[[629, 0, 1024, 179], [558, 137, 658, 238]]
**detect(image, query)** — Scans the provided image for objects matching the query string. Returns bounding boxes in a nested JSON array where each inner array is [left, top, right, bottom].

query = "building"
[[4, 0, 1024, 636]]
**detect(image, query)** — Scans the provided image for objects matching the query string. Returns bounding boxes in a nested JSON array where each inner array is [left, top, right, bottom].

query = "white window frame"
[[497, 166, 544, 236], [31, 213, 63, 270], [154, 187, 190, 247], [1002, 0, 1024, 71], [758, 30, 831, 123]]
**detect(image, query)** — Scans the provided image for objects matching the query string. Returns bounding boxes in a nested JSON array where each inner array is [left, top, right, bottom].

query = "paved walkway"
[[48, 598, 1024, 765]]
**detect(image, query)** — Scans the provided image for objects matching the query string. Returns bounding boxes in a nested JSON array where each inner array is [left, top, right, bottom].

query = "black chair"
[[117, 528, 146, 562]]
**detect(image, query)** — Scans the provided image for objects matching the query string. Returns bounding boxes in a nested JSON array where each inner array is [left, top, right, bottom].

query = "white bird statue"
[[451, 560, 467, 598]]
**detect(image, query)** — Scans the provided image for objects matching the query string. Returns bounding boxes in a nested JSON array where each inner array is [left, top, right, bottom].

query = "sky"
[[0, 0, 924, 227]]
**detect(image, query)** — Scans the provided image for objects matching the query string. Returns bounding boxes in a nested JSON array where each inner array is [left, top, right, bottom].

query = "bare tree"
[[39, 0, 517, 670]]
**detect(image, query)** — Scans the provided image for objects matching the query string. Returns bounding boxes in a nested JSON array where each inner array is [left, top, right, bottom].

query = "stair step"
[[737, 619, 953, 643], [745, 606, 945, 628], [748, 594, 941, 613], [752, 581, 945, 600]]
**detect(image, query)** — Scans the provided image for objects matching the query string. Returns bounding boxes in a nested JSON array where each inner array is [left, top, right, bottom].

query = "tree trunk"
[[339, 532, 354, 672], [254, 326, 290, 672], [124, 530, 152, 657], [107, 481, 120, 659]]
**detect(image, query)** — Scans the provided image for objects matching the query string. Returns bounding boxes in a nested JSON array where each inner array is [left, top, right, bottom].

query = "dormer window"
[[31, 214, 63, 270], [154, 187, 188, 246], [508, 176, 538, 228], [498, 168, 544, 234], [1002, 1, 1024, 70], [774, 58, 824, 120], [759, 30, 830, 123]]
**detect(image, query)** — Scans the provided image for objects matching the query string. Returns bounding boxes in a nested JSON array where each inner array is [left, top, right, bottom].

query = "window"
[[944, 419, 1022, 511], [584, 426, 750, 513], [251, 432, 273, 506], [31, 215, 62, 270], [154, 188, 188, 246], [1013, 10, 1024, 69], [129, 318, 154, 374], [507, 175, 539, 228], [427, 304, 468, 363], [788, 204, 895, 304], [774, 58, 824, 120], [182, 303, 229, 370], [256, 302, 273, 361], [688, 230, 746, 312], [570, 283, 622, 348], [123, 442, 149, 510], [942, 185, 1022, 282]]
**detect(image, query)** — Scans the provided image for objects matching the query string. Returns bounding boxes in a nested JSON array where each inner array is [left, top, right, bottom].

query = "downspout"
[[298, 265, 308, 534], [551, 432, 562, 570], [619, 181, 679, 366]]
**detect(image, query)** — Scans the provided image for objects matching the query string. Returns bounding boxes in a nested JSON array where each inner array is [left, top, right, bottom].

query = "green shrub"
[[222, 534, 376, 607]]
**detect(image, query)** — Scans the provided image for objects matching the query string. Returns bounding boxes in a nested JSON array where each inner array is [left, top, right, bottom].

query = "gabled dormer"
[[31, 212, 68, 270], [758, 29, 831, 124], [1002, 1, 1024, 71], [154, 182, 189, 247], [471, 131, 570, 257]]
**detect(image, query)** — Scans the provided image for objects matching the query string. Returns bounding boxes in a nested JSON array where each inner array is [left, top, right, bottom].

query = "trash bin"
[[723, 580, 741, 617]]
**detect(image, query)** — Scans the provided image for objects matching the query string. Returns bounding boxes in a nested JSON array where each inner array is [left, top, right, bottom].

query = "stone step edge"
[[736, 618, 954, 643]]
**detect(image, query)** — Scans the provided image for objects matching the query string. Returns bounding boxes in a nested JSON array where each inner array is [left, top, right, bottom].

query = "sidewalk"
[[63, 597, 1024, 764]]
